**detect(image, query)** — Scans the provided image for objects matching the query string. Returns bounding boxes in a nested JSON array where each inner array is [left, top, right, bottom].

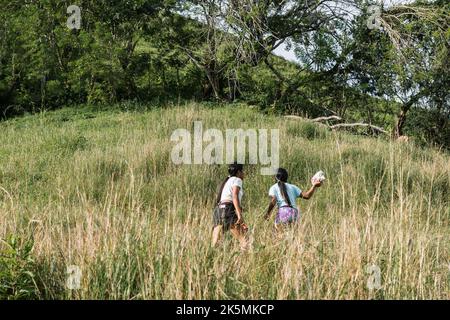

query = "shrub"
[[0, 235, 40, 299]]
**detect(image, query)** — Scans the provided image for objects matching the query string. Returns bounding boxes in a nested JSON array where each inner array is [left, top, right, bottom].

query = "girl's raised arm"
[[301, 180, 322, 200]]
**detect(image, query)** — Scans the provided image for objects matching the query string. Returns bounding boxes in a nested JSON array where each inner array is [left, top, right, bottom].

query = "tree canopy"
[[0, 0, 448, 147]]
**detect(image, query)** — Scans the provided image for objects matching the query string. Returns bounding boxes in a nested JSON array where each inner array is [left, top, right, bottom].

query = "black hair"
[[215, 162, 244, 205], [276, 168, 291, 207]]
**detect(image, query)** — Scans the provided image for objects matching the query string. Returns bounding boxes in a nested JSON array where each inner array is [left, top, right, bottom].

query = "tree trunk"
[[395, 108, 408, 138], [204, 71, 220, 100], [393, 89, 428, 139]]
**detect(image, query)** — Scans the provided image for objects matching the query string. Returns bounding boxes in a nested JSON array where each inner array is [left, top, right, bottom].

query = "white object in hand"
[[311, 171, 326, 184]]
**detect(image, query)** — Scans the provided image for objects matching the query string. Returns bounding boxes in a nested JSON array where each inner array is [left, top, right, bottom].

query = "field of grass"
[[0, 102, 449, 299]]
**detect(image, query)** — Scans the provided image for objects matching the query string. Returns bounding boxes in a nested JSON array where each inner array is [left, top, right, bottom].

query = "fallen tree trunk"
[[284, 115, 388, 135], [330, 123, 388, 135], [284, 115, 305, 121], [310, 115, 342, 122], [284, 115, 342, 122]]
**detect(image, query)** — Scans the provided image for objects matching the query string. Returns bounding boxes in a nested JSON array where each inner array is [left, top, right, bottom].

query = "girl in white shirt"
[[212, 163, 247, 249]]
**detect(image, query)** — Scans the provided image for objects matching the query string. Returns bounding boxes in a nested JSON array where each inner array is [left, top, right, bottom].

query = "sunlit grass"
[[0, 102, 449, 299]]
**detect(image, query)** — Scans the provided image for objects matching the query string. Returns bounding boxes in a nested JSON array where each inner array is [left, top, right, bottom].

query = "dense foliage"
[[0, 0, 448, 147]]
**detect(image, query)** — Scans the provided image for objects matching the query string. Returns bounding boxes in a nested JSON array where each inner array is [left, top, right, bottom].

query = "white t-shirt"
[[220, 177, 243, 203]]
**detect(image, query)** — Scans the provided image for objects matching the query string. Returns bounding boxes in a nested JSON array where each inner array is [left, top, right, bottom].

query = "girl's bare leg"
[[230, 225, 248, 250], [211, 225, 223, 247]]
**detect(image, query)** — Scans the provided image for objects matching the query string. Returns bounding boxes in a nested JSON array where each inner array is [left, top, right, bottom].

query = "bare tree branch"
[[330, 123, 388, 135]]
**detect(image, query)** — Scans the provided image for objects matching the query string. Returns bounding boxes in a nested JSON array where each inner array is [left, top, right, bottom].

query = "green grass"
[[0, 102, 449, 299]]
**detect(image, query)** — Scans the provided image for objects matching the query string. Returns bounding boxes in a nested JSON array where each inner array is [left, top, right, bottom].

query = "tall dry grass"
[[0, 102, 449, 299]]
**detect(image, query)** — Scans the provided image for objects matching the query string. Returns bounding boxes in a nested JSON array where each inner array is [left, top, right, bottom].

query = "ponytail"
[[216, 176, 230, 205], [276, 167, 291, 207], [278, 180, 292, 207]]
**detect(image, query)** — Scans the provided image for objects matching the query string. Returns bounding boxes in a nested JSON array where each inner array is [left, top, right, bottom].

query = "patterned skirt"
[[275, 206, 299, 224]]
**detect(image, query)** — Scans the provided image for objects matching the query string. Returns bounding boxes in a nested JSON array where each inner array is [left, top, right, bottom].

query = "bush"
[[0, 235, 40, 299]]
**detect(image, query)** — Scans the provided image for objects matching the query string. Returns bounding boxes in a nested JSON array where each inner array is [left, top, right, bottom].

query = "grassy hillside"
[[0, 102, 449, 299]]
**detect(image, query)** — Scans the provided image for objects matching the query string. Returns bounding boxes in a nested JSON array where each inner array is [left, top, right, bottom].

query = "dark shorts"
[[213, 203, 238, 231]]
